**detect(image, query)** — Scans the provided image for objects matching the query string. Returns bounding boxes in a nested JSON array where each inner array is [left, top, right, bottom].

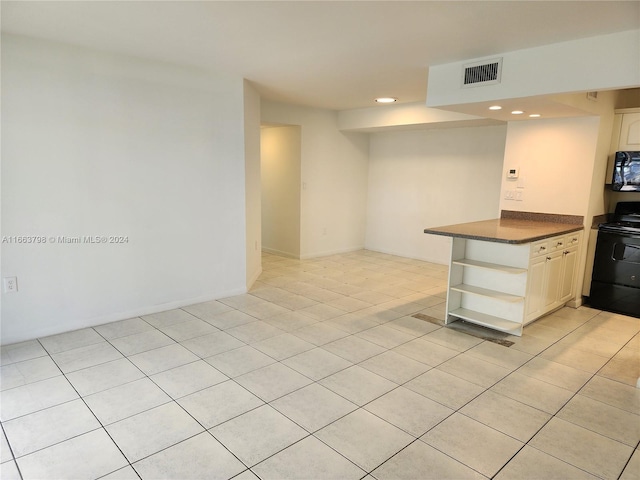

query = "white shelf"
[[446, 233, 582, 337], [448, 308, 522, 335], [452, 258, 526, 274], [450, 284, 524, 303]]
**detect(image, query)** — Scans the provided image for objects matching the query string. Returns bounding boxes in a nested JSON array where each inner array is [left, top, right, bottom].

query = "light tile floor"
[[1, 250, 639, 480]]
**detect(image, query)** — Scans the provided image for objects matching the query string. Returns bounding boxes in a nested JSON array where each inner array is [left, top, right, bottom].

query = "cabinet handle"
[[546, 256, 552, 261], [556, 242, 563, 246], [563, 250, 570, 255], [540, 246, 546, 251]]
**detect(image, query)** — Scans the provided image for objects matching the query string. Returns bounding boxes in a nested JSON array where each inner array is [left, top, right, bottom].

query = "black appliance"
[[589, 202, 640, 318], [611, 151, 640, 191]]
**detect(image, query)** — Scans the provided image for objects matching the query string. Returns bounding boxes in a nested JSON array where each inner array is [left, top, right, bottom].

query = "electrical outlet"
[[3, 277, 18, 293]]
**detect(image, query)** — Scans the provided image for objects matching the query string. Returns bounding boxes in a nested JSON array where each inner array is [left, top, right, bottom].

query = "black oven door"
[[593, 231, 640, 286], [590, 230, 640, 317]]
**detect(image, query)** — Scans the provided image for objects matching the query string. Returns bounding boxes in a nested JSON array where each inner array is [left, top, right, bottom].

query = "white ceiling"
[[2, 1, 639, 111]]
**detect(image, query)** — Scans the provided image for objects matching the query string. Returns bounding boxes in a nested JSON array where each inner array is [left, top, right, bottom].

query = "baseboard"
[[247, 266, 263, 290], [567, 296, 584, 309], [299, 245, 364, 260], [261, 246, 300, 259], [363, 246, 449, 265], [1, 286, 248, 346]]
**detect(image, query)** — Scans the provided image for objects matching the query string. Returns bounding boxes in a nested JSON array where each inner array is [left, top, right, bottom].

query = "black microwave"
[[612, 151, 640, 192]]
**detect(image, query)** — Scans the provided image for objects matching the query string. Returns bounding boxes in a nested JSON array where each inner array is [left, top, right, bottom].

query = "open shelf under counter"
[[451, 258, 527, 274], [448, 308, 523, 335], [427, 213, 584, 337], [450, 283, 524, 303]]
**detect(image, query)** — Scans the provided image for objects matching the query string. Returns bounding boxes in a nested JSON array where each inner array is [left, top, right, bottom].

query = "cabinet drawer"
[[565, 234, 581, 247], [548, 236, 566, 252], [531, 240, 549, 257]]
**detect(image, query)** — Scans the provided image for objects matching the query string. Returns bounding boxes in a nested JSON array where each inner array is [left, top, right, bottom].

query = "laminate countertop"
[[424, 218, 584, 244]]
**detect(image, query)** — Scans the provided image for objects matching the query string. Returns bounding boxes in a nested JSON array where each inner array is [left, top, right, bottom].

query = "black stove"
[[600, 203, 640, 228], [599, 220, 640, 235], [590, 202, 640, 318]]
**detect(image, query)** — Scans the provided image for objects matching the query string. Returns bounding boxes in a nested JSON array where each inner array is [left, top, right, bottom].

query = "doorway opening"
[[260, 124, 302, 258]]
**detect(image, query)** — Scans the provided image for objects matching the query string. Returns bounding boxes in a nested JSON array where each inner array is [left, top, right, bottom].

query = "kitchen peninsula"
[[424, 212, 584, 336]]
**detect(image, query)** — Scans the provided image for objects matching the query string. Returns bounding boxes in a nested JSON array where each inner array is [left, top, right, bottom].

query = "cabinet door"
[[542, 251, 563, 312], [525, 256, 546, 323], [559, 247, 579, 303], [619, 113, 640, 150]]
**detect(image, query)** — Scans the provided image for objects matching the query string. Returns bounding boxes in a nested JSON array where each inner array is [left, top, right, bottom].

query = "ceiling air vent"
[[462, 58, 502, 88]]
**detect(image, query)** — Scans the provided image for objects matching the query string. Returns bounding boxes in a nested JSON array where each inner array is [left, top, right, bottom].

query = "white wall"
[[261, 126, 301, 258], [261, 101, 369, 258], [553, 92, 617, 221], [499, 115, 605, 306], [244, 80, 262, 288], [1, 35, 249, 344], [499, 117, 600, 216], [427, 30, 640, 108], [337, 102, 497, 131], [366, 125, 507, 263]]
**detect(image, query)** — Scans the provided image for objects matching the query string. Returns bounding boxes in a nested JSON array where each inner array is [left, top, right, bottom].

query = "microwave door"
[[613, 152, 640, 192], [625, 156, 640, 191]]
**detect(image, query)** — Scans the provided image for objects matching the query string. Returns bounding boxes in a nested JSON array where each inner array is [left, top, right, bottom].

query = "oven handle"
[[598, 228, 640, 239], [613, 243, 640, 263]]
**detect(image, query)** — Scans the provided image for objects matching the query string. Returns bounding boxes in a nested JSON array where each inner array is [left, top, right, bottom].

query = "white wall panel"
[[1, 35, 249, 344], [366, 125, 506, 263]]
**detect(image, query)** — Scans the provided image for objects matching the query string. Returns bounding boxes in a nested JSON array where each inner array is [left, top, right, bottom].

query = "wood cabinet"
[[617, 112, 640, 150], [445, 231, 582, 336], [542, 251, 564, 311], [559, 245, 580, 303], [524, 239, 563, 324]]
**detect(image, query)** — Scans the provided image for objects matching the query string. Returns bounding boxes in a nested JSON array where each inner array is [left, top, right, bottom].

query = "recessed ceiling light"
[[529, 114, 541, 118], [375, 97, 397, 104], [488, 105, 502, 110], [511, 110, 524, 115]]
